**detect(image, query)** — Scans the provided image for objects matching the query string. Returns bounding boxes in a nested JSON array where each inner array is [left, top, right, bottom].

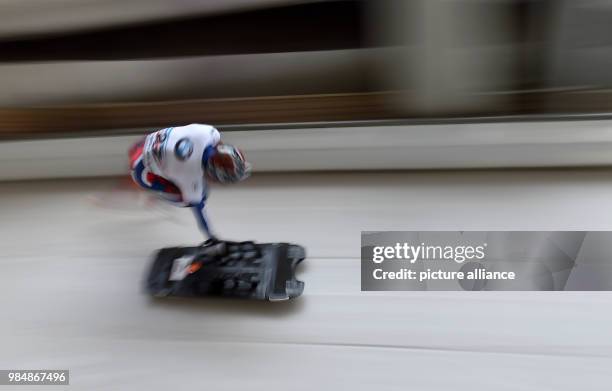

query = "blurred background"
[[2, 2, 612, 390], [2, 0, 612, 138]]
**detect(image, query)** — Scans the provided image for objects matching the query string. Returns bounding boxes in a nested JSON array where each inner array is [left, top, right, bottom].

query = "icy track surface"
[[1, 171, 612, 390]]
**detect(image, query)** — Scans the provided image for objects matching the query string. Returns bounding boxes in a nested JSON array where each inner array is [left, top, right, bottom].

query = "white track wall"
[[2, 120, 612, 180]]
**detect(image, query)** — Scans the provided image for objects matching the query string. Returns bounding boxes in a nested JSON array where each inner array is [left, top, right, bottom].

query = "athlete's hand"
[[201, 236, 220, 246]]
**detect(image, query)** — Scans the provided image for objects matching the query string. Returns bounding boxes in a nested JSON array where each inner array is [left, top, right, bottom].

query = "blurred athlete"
[[128, 124, 251, 239]]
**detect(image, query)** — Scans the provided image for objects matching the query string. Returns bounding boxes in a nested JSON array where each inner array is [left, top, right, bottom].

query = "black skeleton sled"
[[145, 240, 306, 301]]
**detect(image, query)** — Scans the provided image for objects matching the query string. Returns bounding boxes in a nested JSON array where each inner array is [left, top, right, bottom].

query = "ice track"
[[1, 171, 612, 390]]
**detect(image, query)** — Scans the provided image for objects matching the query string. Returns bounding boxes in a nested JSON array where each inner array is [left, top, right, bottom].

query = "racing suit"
[[129, 124, 221, 238]]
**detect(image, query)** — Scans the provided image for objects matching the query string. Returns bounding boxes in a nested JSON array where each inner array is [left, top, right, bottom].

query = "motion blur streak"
[[1, 171, 612, 390], [3, 1, 612, 121], [0, 0, 306, 38]]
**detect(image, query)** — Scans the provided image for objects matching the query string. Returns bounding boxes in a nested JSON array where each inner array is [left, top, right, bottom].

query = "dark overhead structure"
[[0, 1, 373, 62]]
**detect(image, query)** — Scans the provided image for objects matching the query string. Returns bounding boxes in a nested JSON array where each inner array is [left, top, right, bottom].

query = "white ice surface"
[[1, 171, 612, 390]]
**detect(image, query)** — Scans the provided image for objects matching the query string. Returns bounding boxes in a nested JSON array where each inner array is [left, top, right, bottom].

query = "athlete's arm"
[[181, 184, 215, 239], [191, 126, 220, 239], [172, 125, 221, 239], [191, 199, 215, 239]]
